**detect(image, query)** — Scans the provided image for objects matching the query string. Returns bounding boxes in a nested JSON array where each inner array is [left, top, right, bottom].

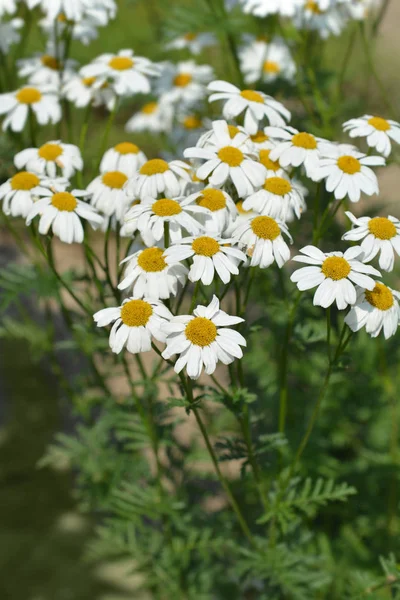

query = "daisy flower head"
[[344, 283, 400, 339], [240, 0, 303, 16], [186, 187, 237, 235], [165, 234, 247, 285], [118, 246, 188, 300], [81, 49, 160, 96], [166, 32, 216, 55], [232, 214, 292, 268], [17, 47, 77, 87], [126, 158, 191, 201], [342, 212, 400, 272], [39, 12, 101, 46], [266, 126, 329, 177], [314, 144, 385, 202], [162, 295, 246, 379], [25, 0, 98, 23], [100, 142, 147, 177], [257, 148, 285, 178], [0, 0, 17, 17], [123, 194, 207, 242], [94, 297, 172, 354], [0, 170, 57, 218], [208, 80, 291, 135], [196, 122, 251, 151], [225, 200, 256, 237], [87, 171, 130, 220], [242, 174, 305, 221], [63, 72, 116, 110], [0, 18, 23, 54], [0, 84, 61, 132], [157, 60, 214, 107], [26, 187, 103, 244], [293, 2, 347, 39], [342, 115, 400, 158], [14, 141, 83, 179], [184, 120, 267, 197], [290, 245, 381, 310], [248, 129, 275, 151], [240, 38, 296, 85], [125, 101, 173, 134]]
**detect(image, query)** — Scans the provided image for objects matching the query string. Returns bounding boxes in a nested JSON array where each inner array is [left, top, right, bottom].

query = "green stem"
[[28, 108, 37, 147]]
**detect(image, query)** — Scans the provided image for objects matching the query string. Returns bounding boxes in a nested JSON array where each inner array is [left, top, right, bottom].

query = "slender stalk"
[[77, 103, 92, 187], [336, 25, 358, 100], [372, 0, 391, 37], [28, 108, 37, 147]]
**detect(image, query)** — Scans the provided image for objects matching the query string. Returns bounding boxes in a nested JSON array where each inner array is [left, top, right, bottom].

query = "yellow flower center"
[[368, 217, 397, 240], [114, 142, 139, 154], [240, 89, 264, 103], [292, 132, 317, 150], [51, 192, 77, 212], [108, 56, 134, 70], [183, 115, 202, 129], [41, 54, 59, 70], [82, 76, 96, 87], [120, 299, 153, 326], [16, 87, 42, 104], [152, 198, 182, 217], [259, 149, 280, 172], [10, 171, 40, 191], [217, 146, 244, 167], [264, 176, 292, 196], [251, 215, 280, 240], [251, 131, 269, 143], [306, 1, 323, 13], [173, 73, 192, 87], [142, 102, 158, 114], [38, 143, 63, 161], [321, 256, 351, 280], [139, 159, 169, 176], [137, 247, 167, 272], [184, 32, 197, 41], [191, 236, 220, 256], [236, 200, 251, 215], [368, 116, 390, 131], [102, 171, 128, 189], [228, 125, 241, 139], [337, 155, 361, 175], [185, 317, 217, 347], [365, 283, 394, 311], [196, 189, 226, 212], [263, 60, 280, 74]]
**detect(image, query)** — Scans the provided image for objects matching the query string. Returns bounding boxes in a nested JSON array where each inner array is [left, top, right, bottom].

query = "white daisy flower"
[[39, 13, 100, 46], [266, 126, 329, 177], [94, 297, 172, 354], [314, 144, 385, 202], [123, 195, 206, 242], [342, 212, 400, 272], [293, 2, 347, 38], [248, 129, 275, 151], [290, 245, 381, 310], [342, 115, 400, 158], [126, 158, 191, 200], [166, 32, 216, 55], [14, 141, 83, 179], [240, 0, 303, 16], [26, 188, 103, 244], [165, 234, 247, 285], [186, 187, 237, 234], [345, 283, 400, 339], [243, 175, 305, 221], [161, 295, 246, 379], [157, 60, 214, 107], [345, 0, 380, 20], [125, 101, 173, 134], [208, 80, 291, 134], [0, 171, 55, 218], [25, 0, 95, 22], [0, 85, 61, 132], [257, 148, 285, 177], [87, 171, 130, 220], [81, 49, 160, 96], [0, 18, 23, 54], [63, 73, 116, 110], [184, 120, 267, 198], [0, 0, 17, 17], [196, 122, 251, 150], [99, 142, 147, 177], [240, 38, 296, 85], [232, 214, 292, 268], [17, 49, 76, 87], [118, 246, 188, 300]]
